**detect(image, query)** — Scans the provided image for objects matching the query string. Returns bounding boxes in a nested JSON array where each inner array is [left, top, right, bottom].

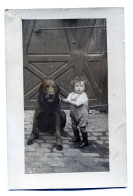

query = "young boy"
[[62, 76, 89, 148]]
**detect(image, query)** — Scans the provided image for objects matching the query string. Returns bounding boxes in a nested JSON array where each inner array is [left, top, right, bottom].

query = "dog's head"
[[39, 80, 60, 103]]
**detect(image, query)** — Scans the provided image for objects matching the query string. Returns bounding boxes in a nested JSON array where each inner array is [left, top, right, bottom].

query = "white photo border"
[[5, 8, 127, 189]]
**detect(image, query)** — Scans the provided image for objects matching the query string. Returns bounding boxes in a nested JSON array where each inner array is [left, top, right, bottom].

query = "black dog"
[[27, 80, 67, 151]]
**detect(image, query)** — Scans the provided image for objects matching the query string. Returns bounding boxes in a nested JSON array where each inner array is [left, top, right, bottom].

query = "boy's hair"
[[70, 76, 88, 90]]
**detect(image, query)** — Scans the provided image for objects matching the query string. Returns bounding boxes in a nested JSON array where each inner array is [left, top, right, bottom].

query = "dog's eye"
[[46, 85, 49, 88]]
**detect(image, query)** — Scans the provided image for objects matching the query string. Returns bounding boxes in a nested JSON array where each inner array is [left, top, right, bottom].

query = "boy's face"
[[74, 81, 85, 94]]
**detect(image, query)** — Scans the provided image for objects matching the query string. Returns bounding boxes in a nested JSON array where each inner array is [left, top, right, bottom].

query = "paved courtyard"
[[25, 110, 109, 174]]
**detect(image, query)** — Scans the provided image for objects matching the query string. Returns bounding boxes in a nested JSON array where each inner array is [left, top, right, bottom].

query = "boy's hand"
[[61, 98, 69, 103]]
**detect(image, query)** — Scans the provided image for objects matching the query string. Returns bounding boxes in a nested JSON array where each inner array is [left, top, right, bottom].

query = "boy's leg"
[[69, 118, 81, 142], [79, 127, 88, 148]]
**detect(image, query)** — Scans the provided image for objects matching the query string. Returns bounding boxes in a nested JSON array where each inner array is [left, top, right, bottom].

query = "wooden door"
[[23, 19, 108, 110]]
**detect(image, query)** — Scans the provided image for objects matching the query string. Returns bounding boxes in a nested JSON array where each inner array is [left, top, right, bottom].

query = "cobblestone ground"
[[25, 110, 109, 174]]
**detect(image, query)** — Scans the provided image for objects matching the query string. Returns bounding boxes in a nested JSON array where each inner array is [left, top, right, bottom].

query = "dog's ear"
[[39, 81, 47, 91]]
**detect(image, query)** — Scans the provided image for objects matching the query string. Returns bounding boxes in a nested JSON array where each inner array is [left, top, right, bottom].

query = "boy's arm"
[[61, 98, 77, 106], [61, 93, 72, 104], [66, 100, 79, 106], [61, 98, 69, 104], [62, 98, 86, 106], [61, 93, 88, 107], [68, 93, 88, 107]]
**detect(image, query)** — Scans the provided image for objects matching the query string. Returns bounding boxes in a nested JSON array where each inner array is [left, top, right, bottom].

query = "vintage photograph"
[[23, 19, 109, 173], [5, 8, 126, 189]]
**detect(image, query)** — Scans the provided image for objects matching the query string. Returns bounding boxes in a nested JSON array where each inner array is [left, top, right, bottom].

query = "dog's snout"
[[47, 84, 55, 96], [49, 93, 54, 98]]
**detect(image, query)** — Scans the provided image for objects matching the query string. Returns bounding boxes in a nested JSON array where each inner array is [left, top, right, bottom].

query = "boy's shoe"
[[69, 129, 81, 142], [69, 137, 81, 142], [79, 132, 88, 148], [79, 140, 88, 148]]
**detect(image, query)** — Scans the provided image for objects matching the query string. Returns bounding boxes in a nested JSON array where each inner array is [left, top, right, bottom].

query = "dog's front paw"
[[27, 138, 34, 145], [56, 144, 63, 151]]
